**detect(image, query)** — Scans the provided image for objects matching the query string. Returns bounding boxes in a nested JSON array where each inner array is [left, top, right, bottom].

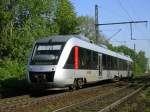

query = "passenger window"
[[93, 51, 98, 69]]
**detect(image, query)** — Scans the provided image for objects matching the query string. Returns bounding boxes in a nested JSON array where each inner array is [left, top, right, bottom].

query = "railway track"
[[0, 75, 149, 112], [0, 81, 128, 112], [52, 84, 141, 112], [52, 76, 150, 112]]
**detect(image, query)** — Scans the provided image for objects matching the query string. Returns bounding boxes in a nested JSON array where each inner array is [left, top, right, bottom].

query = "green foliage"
[[0, 0, 78, 88], [77, 16, 108, 44], [0, 59, 25, 80], [56, 0, 77, 34], [77, 16, 96, 40]]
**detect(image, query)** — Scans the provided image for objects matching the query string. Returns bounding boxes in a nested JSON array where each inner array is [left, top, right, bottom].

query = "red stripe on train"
[[74, 47, 79, 70]]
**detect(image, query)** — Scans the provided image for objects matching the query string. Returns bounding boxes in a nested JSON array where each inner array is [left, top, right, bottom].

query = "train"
[[27, 35, 133, 90]]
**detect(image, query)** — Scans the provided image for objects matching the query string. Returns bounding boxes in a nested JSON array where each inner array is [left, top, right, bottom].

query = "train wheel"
[[77, 79, 83, 89], [69, 80, 78, 91], [113, 75, 120, 82]]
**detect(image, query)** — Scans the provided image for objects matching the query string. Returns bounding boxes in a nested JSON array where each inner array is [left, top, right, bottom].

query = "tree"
[[0, 0, 79, 81], [0, 0, 59, 60], [77, 16, 108, 44], [136, 51, 148, 73], [56, 0, 77, 34], [0, 0, 78, 61], [77, 16, 95, 40]]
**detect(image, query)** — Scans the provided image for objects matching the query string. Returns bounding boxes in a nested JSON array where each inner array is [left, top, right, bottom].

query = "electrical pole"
[[130, 23, 133, 40], [95, 4, 99, 44], [98, 21, 148, 40], [94, 5, 148, 42]]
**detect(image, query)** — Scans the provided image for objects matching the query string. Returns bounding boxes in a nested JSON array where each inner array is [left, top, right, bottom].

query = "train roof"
[[36, 35, 73, 43], [36, 35, 133, 62], [36, 35, 90, 44]]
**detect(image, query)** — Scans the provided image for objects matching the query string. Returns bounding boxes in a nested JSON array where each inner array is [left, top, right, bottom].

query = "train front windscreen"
[[30, 43, 63, 65]]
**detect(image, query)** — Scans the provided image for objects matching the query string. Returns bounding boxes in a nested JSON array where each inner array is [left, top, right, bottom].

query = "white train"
[[27, 35, 133, 90]]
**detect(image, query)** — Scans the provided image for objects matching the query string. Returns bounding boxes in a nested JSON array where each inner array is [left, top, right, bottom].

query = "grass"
[[118, 87, 150, 112]]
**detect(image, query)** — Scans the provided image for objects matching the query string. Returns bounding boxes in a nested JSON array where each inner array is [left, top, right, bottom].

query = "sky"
[[71, 0, 150, 65]]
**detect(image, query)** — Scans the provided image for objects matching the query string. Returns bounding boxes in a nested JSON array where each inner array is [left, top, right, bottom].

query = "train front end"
[[27, 40, 65, 89]]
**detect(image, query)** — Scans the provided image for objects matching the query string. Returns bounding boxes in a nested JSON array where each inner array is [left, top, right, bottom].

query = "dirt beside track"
[[0, 75, 149, 112], [0, 81, 128, 112]]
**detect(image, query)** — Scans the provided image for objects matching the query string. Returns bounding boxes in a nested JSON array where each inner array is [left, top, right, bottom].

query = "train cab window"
[[31, 43, 63, 65]]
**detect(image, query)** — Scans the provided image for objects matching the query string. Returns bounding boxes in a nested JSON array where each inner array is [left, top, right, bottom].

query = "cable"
[[132, 38, 150, 41], [107, 29, 122, 41], [117, 0, 133, 21], [100, 29, 122, 32], [117, 0, 149, 40], [110, 41, 126, 43]]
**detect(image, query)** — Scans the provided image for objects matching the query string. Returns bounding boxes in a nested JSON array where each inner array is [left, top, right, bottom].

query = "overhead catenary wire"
[[117, 0, 133, 21], [96, 1, 149, 43], [107, 29, 122, 41], [110, 40, 126, 43], [117, 0, 135, 40], [100, 29, 122, 32], [131, 38, 150, 41], [117, 0, 149, 40]]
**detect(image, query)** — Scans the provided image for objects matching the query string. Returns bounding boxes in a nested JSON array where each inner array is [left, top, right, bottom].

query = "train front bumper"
[[30, 82, 67, 90]]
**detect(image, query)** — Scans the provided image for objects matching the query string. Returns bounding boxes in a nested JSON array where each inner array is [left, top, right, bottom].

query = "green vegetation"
[[77, 16, 108, 44], [118, 87, 150, 112], [0, 0, 148, 92], [0, 0, 77, 90]]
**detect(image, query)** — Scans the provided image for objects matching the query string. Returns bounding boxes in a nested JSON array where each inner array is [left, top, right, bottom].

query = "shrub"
[[0, 59, 26, 80]]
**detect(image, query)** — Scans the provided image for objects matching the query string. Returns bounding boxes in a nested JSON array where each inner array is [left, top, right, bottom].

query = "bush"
[[0, 59, 29, 96], [0, 59, 26, 80]]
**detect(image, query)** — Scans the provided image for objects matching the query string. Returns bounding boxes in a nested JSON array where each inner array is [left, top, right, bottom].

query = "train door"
[[98, 54, 102, 76]]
